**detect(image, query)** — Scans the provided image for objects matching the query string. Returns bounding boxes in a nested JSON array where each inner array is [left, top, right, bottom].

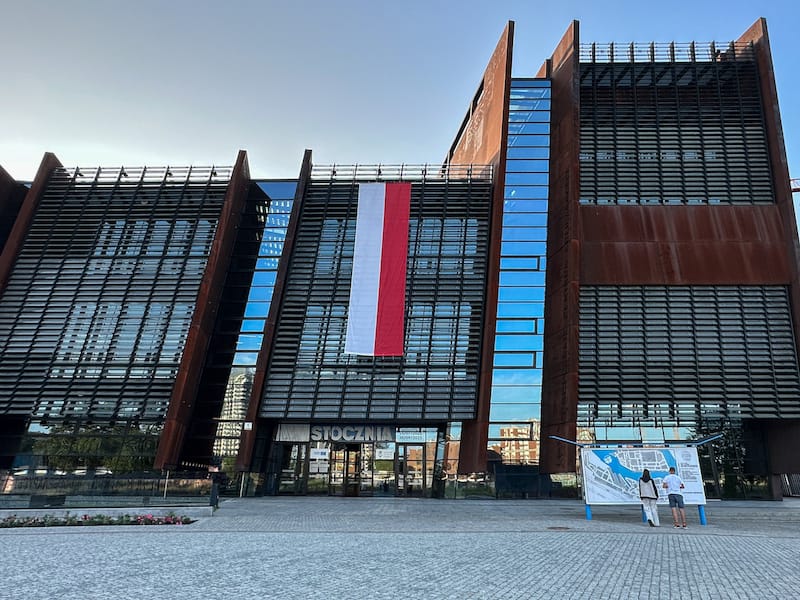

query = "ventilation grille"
[[578, 286, 800, 426], [579, 59, 773, 205], [260, 178, 493, 421], [0, 166, 230, 421]]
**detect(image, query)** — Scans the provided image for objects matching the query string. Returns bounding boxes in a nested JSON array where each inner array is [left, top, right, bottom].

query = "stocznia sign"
[[310, 425, 395, 442], [275, 423, 396, 442]]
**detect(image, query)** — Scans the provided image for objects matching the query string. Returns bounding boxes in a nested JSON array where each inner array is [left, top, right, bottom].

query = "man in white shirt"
[[662, 466, 687, 528]]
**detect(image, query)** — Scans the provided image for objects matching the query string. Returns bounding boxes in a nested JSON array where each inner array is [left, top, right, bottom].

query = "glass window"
[[501, 227, 548, 242], [236, 334, 262, 352], [495, 320, 536, 333], [500, 241, 547, 256], [493, 353, 535, 367], [500, 257, 539, 270], [503, 213, 547, 227], [244, 302, 270, 318], [505, 173, 549, 186], [507, 134, 549, 148], [503, 200, 548, 214], [504, 187, 549, 200], [498, 288, 543, 303], [240, 319, 265, 333], [490, 385, 542, 402], [491, 369, 543, 386], [508, 122, 550, 135], [495, 335, 543, 351], [509, 99, 551, 111], [505, 159, 549, 173], [489, 404, 541, 421], [499, 271, 545, 286], [507, 146, 549, 159], [508, 111, 550, 123], [497, 302, 544, 318]]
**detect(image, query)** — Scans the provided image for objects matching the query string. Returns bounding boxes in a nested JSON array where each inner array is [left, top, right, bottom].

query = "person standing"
[[662, 466, 687, 528], [638, 469, 660, 527]]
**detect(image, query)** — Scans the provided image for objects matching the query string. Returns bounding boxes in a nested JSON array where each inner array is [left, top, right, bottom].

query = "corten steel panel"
[[738, 19, 800, 475], [539, 21, 580, 475], [537, 20, 578, 79], [155, 150, 251, 470], [0, 165, 26, 251], [581, 205, 792, 284], [449, 22, 513, 168], [0, 155, 61, 463], [0, 153, 62, 294], [739, 22, 800, 345], [236, 150, 312, 472], [449, 22, 513, 474]]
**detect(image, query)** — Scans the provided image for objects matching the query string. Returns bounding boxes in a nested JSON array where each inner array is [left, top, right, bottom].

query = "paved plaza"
[[1, 496, 799, 599]]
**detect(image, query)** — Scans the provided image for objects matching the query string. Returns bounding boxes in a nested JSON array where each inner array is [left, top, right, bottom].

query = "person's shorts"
[[668, 493, 685, 509]]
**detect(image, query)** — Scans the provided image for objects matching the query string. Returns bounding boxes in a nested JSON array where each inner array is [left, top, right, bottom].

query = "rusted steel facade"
[[543, 18, 800, 482], [155, 151, 251, 469], [446, 22, 514, 474], [538, 21, 582, 474], [0, 165, 26, 254], [0, 17, 797, 497], [448, 17, 800, 484]]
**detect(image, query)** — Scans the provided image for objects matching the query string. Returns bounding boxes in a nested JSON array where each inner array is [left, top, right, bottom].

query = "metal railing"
[[310, 163, 492, 182], [580, 41, 755, 63], [60, 165, 233, 184]]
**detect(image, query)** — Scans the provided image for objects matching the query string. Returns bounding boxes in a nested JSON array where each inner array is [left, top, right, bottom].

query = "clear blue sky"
[[1, 0, 798, 182]]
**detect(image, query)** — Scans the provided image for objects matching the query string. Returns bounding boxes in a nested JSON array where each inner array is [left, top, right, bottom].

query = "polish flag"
[[345, 182, 411, 356]]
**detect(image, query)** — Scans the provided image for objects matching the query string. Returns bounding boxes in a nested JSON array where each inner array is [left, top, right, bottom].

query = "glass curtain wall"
[[488, 79, 551, 464], [212, 181, 296, 465]]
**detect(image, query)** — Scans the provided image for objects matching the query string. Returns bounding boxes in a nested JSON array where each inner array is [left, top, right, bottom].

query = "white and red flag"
[[345, 182, 411, 356]]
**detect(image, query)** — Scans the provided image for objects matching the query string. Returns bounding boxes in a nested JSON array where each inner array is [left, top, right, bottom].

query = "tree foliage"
[[32, 424, 160, 473]]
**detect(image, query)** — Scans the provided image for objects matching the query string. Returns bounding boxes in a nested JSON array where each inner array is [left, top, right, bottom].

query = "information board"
[[580, 446, 707, 505]]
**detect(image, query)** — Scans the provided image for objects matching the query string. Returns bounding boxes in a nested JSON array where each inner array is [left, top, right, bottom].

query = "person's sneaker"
[[674, 523, 680, 528], [648, 519, 655, 527], [682, 524, 687, 528]]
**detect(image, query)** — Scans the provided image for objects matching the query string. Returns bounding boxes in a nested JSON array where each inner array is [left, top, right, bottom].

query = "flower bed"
[[0, 512, 195, 528]]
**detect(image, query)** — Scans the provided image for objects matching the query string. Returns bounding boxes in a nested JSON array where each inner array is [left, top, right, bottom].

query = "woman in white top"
[[638, 468, 660, 527]]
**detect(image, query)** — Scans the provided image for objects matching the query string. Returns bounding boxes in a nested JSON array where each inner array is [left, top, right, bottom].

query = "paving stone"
[[1, 497, 798, 599]]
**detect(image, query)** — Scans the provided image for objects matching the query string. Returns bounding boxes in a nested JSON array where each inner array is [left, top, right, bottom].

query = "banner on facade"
[[345, 182, 410, 356], [581, 446, 707, 505]]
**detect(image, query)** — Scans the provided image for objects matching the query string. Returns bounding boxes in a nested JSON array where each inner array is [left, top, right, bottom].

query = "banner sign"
[[345, 182, 411, 356], [310, 424, 395, 443], [581, 446, 707, 505], [275, 423, 396, 443]]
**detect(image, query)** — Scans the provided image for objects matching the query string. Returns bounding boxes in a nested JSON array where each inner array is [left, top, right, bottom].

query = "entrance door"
[[329, 444, 362, 496], [397, 444, 426, 497]]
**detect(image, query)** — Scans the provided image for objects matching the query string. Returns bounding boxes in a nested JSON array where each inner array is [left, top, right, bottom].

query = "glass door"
[[329, 444, 363, 496], [397, 444, 427, 497]]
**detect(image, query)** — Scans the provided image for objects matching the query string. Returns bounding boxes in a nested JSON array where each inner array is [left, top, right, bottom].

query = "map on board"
[[581, 446, 707, 505]]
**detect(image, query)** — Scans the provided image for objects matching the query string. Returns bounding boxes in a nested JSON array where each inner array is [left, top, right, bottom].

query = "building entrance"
[[396, 443, 429, 497], [267, 425, 444, 497], [328, 443, 374, 496]]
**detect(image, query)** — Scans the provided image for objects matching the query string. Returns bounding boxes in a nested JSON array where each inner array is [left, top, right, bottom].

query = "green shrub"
[[0, 511, 195, 528]]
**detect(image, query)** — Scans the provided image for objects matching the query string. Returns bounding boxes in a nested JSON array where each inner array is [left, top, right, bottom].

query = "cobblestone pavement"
[[1, 497, 798, 600]]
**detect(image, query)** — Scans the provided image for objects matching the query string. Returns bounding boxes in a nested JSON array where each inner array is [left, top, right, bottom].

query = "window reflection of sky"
[[231, 181, 296, 367], [489, 79, 550, 436]]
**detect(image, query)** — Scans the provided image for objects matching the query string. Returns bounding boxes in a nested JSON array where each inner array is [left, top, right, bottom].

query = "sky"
[[1, 0, 799, 183]]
